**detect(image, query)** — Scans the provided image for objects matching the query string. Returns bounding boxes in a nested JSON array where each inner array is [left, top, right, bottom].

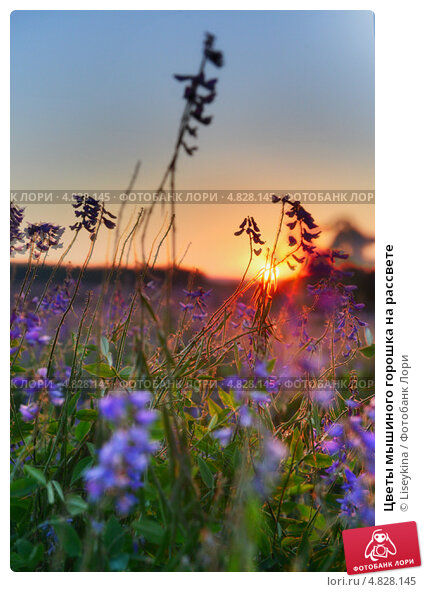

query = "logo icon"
[[342, 521, 421, 575], [364, 529, 397, 561]]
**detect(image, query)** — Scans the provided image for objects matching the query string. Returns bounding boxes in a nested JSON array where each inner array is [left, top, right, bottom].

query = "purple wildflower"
[[213, 427, 233, 446], [39, 273, 74, 315], [337, 469, 371, 525], [179, 302, 194, 311], [254, 437, 287, 497], [313, 388, 335, 408], [239, 405, 252, 427], [19, 403, 39, 422], [70, 194, 116, 238], [99, 395, 127, 423], [24, 222, 65, 259], [10, 203, 26, 254], [85, 391, 158, 515], [130, 390, 151, 408]]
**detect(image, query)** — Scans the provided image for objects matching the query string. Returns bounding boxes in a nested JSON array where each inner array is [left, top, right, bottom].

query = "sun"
[[261, 262, 279, 283], [257, 261, 280, 297]]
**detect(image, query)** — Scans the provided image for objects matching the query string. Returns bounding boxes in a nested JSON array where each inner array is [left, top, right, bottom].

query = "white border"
[[3, 2, 425, 589]]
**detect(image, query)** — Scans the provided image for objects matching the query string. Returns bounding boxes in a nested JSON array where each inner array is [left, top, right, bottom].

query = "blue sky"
[[11, 10, 374, 275]]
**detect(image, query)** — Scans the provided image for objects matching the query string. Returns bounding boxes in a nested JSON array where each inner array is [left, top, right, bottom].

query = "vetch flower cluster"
[[70, 194, 116, 239], [84, 391, 158, 514], [253, 436, 287, 497], [19, 402, 40, 422], [307, 261, 367, 360], [10, 311, 50, 353], [38, 273, 74, 316], [318, 400, 375, 525], [234, 216, 265, 255], [272, 195, 320, 265], [337, 469, 372, 525], [173, 33, 223, 157], [180, 287, 212, 321], [232, 302, 255, 330], [24, 223, 65, 259], [13, 367, 65, 411], [221, 359, 277, 400], [10, 203, 25, 254]]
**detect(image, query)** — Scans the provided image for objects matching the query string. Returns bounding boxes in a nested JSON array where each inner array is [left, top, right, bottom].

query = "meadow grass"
[[10, 34, 374, 572]]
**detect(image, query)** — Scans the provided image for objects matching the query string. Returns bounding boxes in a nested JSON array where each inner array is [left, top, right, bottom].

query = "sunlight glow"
[[261, 262, 280, 283], [258, 261, 280, 297]]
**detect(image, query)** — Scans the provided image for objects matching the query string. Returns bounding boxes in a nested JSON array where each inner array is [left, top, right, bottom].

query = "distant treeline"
[[10, 262, 374, 311]]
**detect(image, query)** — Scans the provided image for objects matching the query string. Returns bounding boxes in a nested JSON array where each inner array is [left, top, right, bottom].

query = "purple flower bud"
[[327, 423, 344, 438], [239, 405, 252, 427], [321, 439, 342, 456], [99, 395, 127, 422], [135, 409, 157, 426], [213, 427, 233, 446], [116, 493, 137, 515], [313, 389, 334, 408], [130, 391, 151, 408], [251, 391, 271, 405]]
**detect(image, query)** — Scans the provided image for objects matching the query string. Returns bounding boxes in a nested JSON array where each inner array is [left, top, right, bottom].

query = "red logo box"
[[342, 521, 421, 575]]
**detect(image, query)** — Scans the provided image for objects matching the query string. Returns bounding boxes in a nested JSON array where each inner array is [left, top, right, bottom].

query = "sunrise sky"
[[11, 10, 374, 278]]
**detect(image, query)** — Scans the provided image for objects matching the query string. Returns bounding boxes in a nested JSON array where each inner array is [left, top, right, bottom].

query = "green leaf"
[[197, 456, 214, 489], [80, 343, 97, 355], [51, 480, 65, 502], [281, 536, 300, 548], [104, 517, 125, 557], [217, 387, 236, 411], [207, 414, 218, 431], [303, 453, 333, 468], [365, 327, 374, 346], [10, 499, 31, 522], [14, 539, 44, 569], [46, 482, 55, 504], [67, 393, 80, 415], [207, 398, 222, 417], [46, 421, 59, 436], [28, 542, 44, 568], [83, 363, 116, 378], [75, 409, 98, 422], [70, 457, 93, 485], [23, 465, 46, 486], [290, 428, 304, 461], [119, 366, 134, 381], [132, 519, 164, 545], [51, 520, 82, 557], [75, 421, 91, 442], [87, 442, 97, 458], [266, 358, 277, 373], [16, 538, 34, 560], [10, 552, 26, 571], [11, 365, 27, 374], [10, 421, 34, 443], [233, 342, 241, 373], [10, 478, 38, 498], [65, 494, 89, 516], [100, 335, 110, 357], [287, 483, 314, 496], [359, 344, 375, 358]]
